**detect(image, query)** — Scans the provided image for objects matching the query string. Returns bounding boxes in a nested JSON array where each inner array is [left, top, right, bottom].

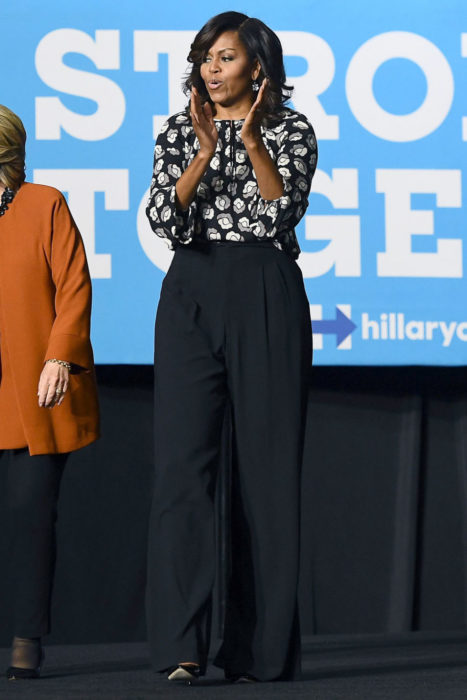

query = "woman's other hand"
[[240, 78, 268, 148], [191, 87, 218, 156], [38, 361, 70, 408], [175, 89, 218, 211], [240, 79, 283, 200]]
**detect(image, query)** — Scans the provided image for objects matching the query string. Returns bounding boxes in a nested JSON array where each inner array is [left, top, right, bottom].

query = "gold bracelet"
[[46, 358, 72, 371]]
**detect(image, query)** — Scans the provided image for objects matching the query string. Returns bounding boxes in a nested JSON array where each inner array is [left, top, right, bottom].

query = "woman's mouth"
[[208, 80, 223, 90]]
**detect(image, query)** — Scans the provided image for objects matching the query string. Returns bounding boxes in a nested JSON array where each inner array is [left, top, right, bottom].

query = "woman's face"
[[200, 31, 259, 113]]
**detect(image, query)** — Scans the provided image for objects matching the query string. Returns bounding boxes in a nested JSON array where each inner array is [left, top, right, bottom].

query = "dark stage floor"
[[1, 634, 467, 699]]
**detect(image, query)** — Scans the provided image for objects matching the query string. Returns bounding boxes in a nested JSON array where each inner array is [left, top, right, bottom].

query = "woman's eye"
[[203, 55, 233, 63]]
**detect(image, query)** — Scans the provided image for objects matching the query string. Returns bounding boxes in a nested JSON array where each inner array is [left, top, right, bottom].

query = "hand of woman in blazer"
[[38, 362, 69, 408]]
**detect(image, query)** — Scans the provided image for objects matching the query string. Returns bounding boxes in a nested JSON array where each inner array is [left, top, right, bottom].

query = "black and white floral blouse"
[[146, 109, 318, 259]]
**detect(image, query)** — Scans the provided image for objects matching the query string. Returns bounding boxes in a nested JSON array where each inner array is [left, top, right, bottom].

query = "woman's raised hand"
[[191, 87, 218, 156], [241, 78, 268, 148]]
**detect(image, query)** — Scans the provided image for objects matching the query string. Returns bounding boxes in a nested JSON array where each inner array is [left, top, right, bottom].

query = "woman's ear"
[[251, 60, 261, 82]]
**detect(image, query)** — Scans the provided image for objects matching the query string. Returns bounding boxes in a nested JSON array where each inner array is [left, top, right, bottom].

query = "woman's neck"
[[213, 96, 254, 121]]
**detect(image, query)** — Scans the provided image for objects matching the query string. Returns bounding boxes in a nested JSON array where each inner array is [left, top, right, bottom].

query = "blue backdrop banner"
[[2, 0, 466, 365]]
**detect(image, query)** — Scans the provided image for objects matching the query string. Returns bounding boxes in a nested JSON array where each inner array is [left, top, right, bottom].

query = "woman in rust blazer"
[[0, 105, 100, 680]]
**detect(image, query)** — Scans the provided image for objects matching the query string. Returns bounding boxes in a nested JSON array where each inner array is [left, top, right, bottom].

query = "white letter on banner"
[[35, 30, 125, 140], [137, 188, 174, 272], [299, 169, 360, 278], [346, 31, 454, 141], [134, 31, 194, 138], [461, 34, 467, 140], [376, 169, 462, 277], [278, 32, 338, 140], [33, 169, 129, 278]]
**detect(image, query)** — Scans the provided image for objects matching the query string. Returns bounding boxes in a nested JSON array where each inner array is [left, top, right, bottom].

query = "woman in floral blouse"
[[146, 11, 317, 685]]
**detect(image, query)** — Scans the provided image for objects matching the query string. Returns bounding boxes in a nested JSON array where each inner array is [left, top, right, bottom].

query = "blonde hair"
[[0, 105, 26, 190]]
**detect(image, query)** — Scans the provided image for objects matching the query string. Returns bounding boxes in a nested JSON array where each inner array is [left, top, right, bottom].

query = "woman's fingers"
[[191, 87, 204, 123], [253, 77, 268, 109], [45, 382, 59, 408], [55, 374, 69, 407], [37, 372, 49, 407], [192, 87, 214, 127], [190, 93, 199, 124], [190, 91, 199, 123], [244, 78, 267, 126], [37, 363, 69, 408], [241, 77, 269, 140], [190, 91, 200, 124], [202, 100, 213, 123], [190, 90, 218, 153]]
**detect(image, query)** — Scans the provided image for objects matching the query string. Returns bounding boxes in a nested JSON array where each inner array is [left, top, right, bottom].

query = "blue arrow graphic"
[[312, 307, 357, 347]]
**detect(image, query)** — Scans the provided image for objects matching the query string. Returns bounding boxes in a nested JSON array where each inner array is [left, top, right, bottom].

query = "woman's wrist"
[[242, 134, 264, 153], [46, 358, 71, 371], [244, 137, 284, 200], [175, 149, 214, 211], [197, 148, 215, 162]]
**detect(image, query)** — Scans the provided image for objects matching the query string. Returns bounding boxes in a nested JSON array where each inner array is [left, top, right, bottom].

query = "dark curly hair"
[[183, 11, 293, 125]]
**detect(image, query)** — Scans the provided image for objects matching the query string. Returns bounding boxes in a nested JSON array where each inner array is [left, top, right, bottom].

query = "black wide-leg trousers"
[[146, 240, 312, 681], [2, 448, 67, 638]]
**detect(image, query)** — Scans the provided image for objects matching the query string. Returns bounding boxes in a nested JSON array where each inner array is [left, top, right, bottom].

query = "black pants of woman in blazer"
[[3, 448, 67, 637], [146, 239, 312, 681]]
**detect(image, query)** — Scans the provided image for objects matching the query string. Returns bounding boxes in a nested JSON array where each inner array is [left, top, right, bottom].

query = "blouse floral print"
[[146, 109, 318, 259]]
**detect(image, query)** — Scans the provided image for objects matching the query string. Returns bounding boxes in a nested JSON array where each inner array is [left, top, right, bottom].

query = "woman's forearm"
[[244, 140, 284, 201], [175, 150, 214, 211]]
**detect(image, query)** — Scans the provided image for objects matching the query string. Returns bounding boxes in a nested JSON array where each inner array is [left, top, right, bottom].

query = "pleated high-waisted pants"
[[146, 240, 312, 681]]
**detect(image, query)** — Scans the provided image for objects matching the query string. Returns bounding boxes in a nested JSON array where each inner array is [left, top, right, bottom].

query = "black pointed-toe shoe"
[[6, 665, 41, 680], [6, 652, 44, 681]]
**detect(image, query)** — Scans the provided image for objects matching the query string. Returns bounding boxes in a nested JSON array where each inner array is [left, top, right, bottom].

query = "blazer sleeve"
[[44, 193, 95, 371]]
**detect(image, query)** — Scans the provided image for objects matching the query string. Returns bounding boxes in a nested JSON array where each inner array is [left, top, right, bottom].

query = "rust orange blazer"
[[0, 182, 100, 455]]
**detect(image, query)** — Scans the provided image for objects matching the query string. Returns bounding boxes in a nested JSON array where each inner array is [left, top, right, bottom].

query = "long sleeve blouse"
[[146, 108, 318, 259]]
